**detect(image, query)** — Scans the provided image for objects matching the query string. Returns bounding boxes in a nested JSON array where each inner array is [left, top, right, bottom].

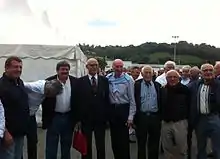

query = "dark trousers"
[[135, 112, 161, 159], [82, 123, 106, 159], [45, 112, 74, 159], [110, 104, 130, 159], [187, 126, 193, 159], [22, 115, 38, 159]]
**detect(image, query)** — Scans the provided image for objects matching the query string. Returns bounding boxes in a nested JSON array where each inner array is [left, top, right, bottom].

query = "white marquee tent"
[[0, 0, 87, 124]]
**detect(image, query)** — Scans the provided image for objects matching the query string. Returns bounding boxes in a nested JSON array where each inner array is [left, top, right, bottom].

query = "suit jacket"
[[77, 75, 110, 125], [41, 75, 78, 129], [134, 79, 162, 123], [188, 79, 220, 129]]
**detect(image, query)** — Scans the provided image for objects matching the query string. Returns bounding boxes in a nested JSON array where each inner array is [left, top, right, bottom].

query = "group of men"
[[0, 55, 220, 159]]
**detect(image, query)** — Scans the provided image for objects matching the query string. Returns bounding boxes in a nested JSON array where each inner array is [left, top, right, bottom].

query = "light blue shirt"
[[140, 81, 158, 112], [24, 80, 46, 116], [108, 73, 136, 120]]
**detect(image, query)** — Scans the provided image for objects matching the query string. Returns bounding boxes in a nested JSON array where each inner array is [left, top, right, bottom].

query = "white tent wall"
[[0, 44, 87, 80]]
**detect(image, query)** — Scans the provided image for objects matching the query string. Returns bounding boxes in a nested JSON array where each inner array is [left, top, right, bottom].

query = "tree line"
[[79, 41, 220, 66]]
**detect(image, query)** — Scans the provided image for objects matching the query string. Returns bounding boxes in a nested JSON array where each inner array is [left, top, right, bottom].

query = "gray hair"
[[141, 65, 153, 73], [182, 65, 191, 70], [164, 61, 176, 68], [201, 63, 214, 71]]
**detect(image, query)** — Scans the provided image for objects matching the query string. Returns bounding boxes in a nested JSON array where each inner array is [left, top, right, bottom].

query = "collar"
[[2, 72, 21, 85], [88, 74, 98, 80], [57, 76, 69, 84]]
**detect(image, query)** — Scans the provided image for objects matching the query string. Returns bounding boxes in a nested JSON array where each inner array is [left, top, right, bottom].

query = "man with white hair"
[[155, 61, 176, 86], [181, 65, 191, 85], [134, 65, 161, 159], [161, 70, 190, 159], [107, 59, 136, 159], [188, 63, 220, 159]]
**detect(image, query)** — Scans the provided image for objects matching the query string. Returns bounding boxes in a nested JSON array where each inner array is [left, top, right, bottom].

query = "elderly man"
[[134, 65, 161, 159], [161, 70, 190, 159], [214, 62, 220, 79], [181, 65, 191, 85], [107, 59, 136, 159], [22, 79, 63, 159], [42, 61, 78, 159], [188, 63, 220, 159], [155, 61, 176, 86], [0, 100, 5, 147], [77, 58, 110, 159], [189, 66, 200, 82]]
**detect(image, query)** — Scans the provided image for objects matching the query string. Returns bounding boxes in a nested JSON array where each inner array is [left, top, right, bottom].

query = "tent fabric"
[[0, 44, 87, 81], [0, 44, 84, 60]]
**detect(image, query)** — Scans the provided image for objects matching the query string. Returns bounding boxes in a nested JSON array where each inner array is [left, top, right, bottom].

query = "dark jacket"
[[134, 79, 162, 124], [42, 75, 78, 129], [0, 73, 29, 137], [77, 75, 110, 125], [188, 79, 220, 128], [161, 82, 190, 122]]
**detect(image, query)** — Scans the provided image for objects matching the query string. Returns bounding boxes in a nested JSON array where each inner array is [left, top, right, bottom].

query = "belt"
[[111, 103, 129, 107], [141, 111, 159, 116], [200, 112, 219, 117], [55, 111, 71, 115]]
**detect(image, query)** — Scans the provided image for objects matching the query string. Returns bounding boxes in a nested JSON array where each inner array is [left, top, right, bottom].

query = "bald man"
[[134, 66, 162, 159], [188, 63, 220, 159], [107, 59, 136, 159], [77, 58, 110, 159], [161, 70, 190, 159]]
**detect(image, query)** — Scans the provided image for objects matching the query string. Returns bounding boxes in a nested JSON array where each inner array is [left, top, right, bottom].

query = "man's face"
[[131, 68, 140, 80], [165, 64, 175, 72], [113, 62, 124, 74], [5, 60, 22, 79], [57, 66, 69, 79], [166, 72, 180, 86], [86, 60, 99, 75], [182, 68, 190, 79], [201, 65, 214, 81], [142, 68, 153, 82], [190, 69, 200, 80], [214, 65, 220, 77]]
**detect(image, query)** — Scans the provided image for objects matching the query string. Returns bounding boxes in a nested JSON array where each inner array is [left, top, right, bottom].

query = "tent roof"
[[0, 44, 86, 60]]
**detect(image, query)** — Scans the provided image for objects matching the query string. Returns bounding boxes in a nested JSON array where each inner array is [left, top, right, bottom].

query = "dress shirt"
[[140, 81, 158, 112], [55, 77, 71, 113], [24, 80, 46, 116], [181, 78, 190, 85], [155, 73, 167, 86], [108, 73, 136, 120], [88, 74, 98, 84], [0, 100, 5, 138], [200, 84, 210, 114]]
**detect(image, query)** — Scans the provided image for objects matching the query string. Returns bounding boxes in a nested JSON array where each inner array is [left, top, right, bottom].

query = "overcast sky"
[[0, 0, 220, 46]]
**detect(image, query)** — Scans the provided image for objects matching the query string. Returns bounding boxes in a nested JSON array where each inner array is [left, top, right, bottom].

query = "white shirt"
[[200, 84, 210, 114], [55, 78, 71, 113], [24, 80, 46, 116], [0, 100, 5, 138], [181, 78, 190, 85], [155, 73, 167, 86], [88, 74, 98, 84]]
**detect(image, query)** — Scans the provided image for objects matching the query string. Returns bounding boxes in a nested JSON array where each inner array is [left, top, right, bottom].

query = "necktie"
[[91, 76, 97, 92]]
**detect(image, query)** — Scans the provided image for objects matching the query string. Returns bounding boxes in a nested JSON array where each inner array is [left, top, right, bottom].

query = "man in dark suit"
[[77, 58, 110, 159], [42, 61, 78, 159], [134, 65, 161, 159]]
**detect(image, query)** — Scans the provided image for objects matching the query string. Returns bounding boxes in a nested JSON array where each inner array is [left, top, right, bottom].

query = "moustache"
[[61, 72, 68, 75]]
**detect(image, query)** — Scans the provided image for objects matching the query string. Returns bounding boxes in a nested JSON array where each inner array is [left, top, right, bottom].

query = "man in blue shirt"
[[134, 65, 162, 159], [107, 59, 136, 159]]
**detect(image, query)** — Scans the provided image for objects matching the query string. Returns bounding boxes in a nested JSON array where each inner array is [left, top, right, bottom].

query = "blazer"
[[134, 79, 162, 122], [188, 79, 220, 129], [77, 75, 110, 125], [41, 75, 78, 129]]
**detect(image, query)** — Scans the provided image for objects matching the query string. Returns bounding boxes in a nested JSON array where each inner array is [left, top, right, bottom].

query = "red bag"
[[72, 128, 87, 155]]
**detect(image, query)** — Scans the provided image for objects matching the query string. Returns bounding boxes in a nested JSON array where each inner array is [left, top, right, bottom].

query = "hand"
[[126, 120, 133, 128], [3, 131, 13, 148]]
